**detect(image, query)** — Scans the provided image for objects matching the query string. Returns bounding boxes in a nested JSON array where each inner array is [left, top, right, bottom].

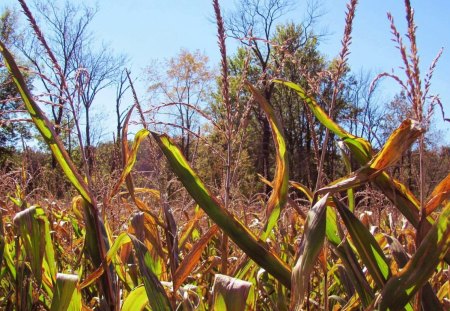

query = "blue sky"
[[3, 0, 450, 143]]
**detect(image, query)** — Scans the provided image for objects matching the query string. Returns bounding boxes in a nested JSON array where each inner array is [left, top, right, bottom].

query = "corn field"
[[0, 0, 449, 310]]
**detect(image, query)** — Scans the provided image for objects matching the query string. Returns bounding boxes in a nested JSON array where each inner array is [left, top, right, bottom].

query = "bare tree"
[[17, 1, 95, 155], [16, 0, 125, 173], [74, 43, 125, 172], [114, 68, 131, 144], [345, 71, 385, 148]]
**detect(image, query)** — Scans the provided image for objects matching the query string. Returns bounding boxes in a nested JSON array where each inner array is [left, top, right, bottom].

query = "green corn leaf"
[[334, 241, 375, 307], [385, 235, 443, 311], [291, 194, 329, 310], [81, 200, 117, 307], [121, 285, 148, 311], [0, 235, 4, 273], [378, 202, 450, 310], [130, 212, 165, 279], [152, 132, 292, 288], [333, 198, 391, 289], [50, 274, 80, 311], [129, 234, 172, 311], [326, 204, 375, 307], [80, 232, 131, 289], [246, 83, 289, 240], [2, 238, 16, 280], [13, 206, 56, 289], [276, 79, 450, 266], [326, 204, 375, 306], [212, 274, 253, 311], [178, 207, 204, 250]]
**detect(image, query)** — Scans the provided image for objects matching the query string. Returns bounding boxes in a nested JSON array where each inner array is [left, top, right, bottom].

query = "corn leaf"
[[290, 181, 313, 203], [327, 202, 375, 307], [2, 238, 16, 280], [17, 263, 33, 311], [318, 119, 422, 195], [326, 207, 375, 307], [334, 241, 375, 307], [274, 79, 373, 159], [50, 274, 80, 311], [81, 200, 117, 307], [333, 198, 391, 289], [274, 80, 425, 228], [385, 235, 443, 311], [291, 194, 329, 310], [108, 129, 150, 204], [129, 234, 172, 311], [13, 206, 56, 288], [326, 204, 375, 306], [276, 79, 450, 269], [131, 212, 165, 278], [178, 207, 204, 250], [337, 141, 355, 211], [379, 202, 450, 310], [151, 132, 292, 288], [121, 285, 148, 311], [80, 232, 131, 289], [173, 225, 219, 292], [212, 274, 252, 311], [426, 172, 450, 216], [246, 83, 289, 240]]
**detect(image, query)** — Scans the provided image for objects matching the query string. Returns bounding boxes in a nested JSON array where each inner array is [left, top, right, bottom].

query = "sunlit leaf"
[[333, 198, 391, 289], [80, 232, 131, 289], [108, 129, 150, 204], [50, 274, 80, 311], [152, 132, 291, 288], [212, 274, 252, 311], [318, 120, 422, 195], [129, 234, 172, 311], [274, 80, 426, 229], [291, 194, 329, 310], [0, 42, 93, 204], [178, 207, 204, 250], [1, 41, 118, 306], [274, 79, 372, 159], [121, 285, 148, 311], [290, 181, 313, 203], [426, 172, 450, 216], [13, 206, 56, 288], [173, 225, 219, 292], [379, 202, 450, 310], [246, 83, 289, 239], [385, 235, 441, 310]]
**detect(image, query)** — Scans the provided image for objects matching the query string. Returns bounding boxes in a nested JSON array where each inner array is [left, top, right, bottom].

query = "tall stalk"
[[315, 0, 358, 190], [213, 0, 232, 274]]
